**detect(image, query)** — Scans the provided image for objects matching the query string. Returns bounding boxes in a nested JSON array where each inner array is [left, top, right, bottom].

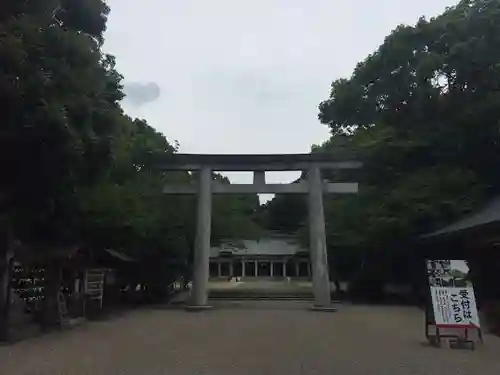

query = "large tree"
[[314, 0, 500, 293], [0, 0, 122, 335], [319, 0, 500, 188], [78, 117, 194, 299], [0, 0, 122, 247]]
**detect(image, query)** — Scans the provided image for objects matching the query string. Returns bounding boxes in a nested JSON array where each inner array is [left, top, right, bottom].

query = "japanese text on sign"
[[430, 287, 480, 328]]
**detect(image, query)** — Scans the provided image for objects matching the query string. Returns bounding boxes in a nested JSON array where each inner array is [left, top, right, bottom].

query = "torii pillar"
[[160, 153, 361, 311], [190, 166, 212, 308], [308, 165, 331, 309]]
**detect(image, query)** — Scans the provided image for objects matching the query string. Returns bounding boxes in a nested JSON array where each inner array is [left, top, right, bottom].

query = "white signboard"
[[84, 269, 105, 300], [430, 286, 480, 328], [426, 260, 481, 329]]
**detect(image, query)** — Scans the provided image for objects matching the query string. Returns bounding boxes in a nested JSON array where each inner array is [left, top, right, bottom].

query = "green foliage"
[[314, 0, 500, 286], [258, 194, 306, 234], [0, 0, 122, 246], [212, 193, 262, 243], [319, 0, 500, 188], [78, 117, 193, 260]]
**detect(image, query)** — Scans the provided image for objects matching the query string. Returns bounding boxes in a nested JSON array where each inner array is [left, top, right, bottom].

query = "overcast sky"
[[103, 0, 456, 186]]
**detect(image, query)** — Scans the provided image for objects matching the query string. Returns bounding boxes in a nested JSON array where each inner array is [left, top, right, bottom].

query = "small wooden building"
[[419, 196, 500, 334]]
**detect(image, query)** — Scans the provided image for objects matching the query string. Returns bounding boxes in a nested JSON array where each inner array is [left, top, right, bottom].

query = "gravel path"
[[1, 302, 500, 375]]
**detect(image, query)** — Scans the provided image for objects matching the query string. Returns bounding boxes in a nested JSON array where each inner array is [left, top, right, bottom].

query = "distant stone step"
[[209, 291, 313, 296], [209, 295, 315, 301], [209, 291, 315, 301]]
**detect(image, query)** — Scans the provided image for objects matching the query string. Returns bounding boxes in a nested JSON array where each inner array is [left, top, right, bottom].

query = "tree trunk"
[[0, 258, 10, 341], [41, 260, 62, 330], [0, 229, 13, 342]]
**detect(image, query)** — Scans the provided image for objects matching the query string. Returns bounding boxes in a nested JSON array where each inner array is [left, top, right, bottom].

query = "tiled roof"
[[210, 238, 308, 257], [423, 196, 500, 238]]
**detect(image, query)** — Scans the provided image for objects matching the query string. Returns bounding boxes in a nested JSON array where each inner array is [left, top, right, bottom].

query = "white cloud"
[[123, 82, 161, 106]]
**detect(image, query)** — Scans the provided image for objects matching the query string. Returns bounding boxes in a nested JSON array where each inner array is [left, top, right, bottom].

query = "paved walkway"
[[1, 302, 500, 375]]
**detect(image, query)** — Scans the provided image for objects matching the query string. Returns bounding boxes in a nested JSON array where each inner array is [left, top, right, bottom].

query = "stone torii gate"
[[161, 153, 361, 310]]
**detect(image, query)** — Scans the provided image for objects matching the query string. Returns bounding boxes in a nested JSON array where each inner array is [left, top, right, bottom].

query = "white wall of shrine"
[[209, 258, 311, 278]]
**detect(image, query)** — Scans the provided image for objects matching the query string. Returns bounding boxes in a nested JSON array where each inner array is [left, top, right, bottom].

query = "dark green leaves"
[[311, 0, 500, 284]]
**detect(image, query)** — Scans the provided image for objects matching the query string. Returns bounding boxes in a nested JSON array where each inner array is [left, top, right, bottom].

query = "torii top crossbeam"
[[158, 153, 361, 171], [160, 153, 362, 195]]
